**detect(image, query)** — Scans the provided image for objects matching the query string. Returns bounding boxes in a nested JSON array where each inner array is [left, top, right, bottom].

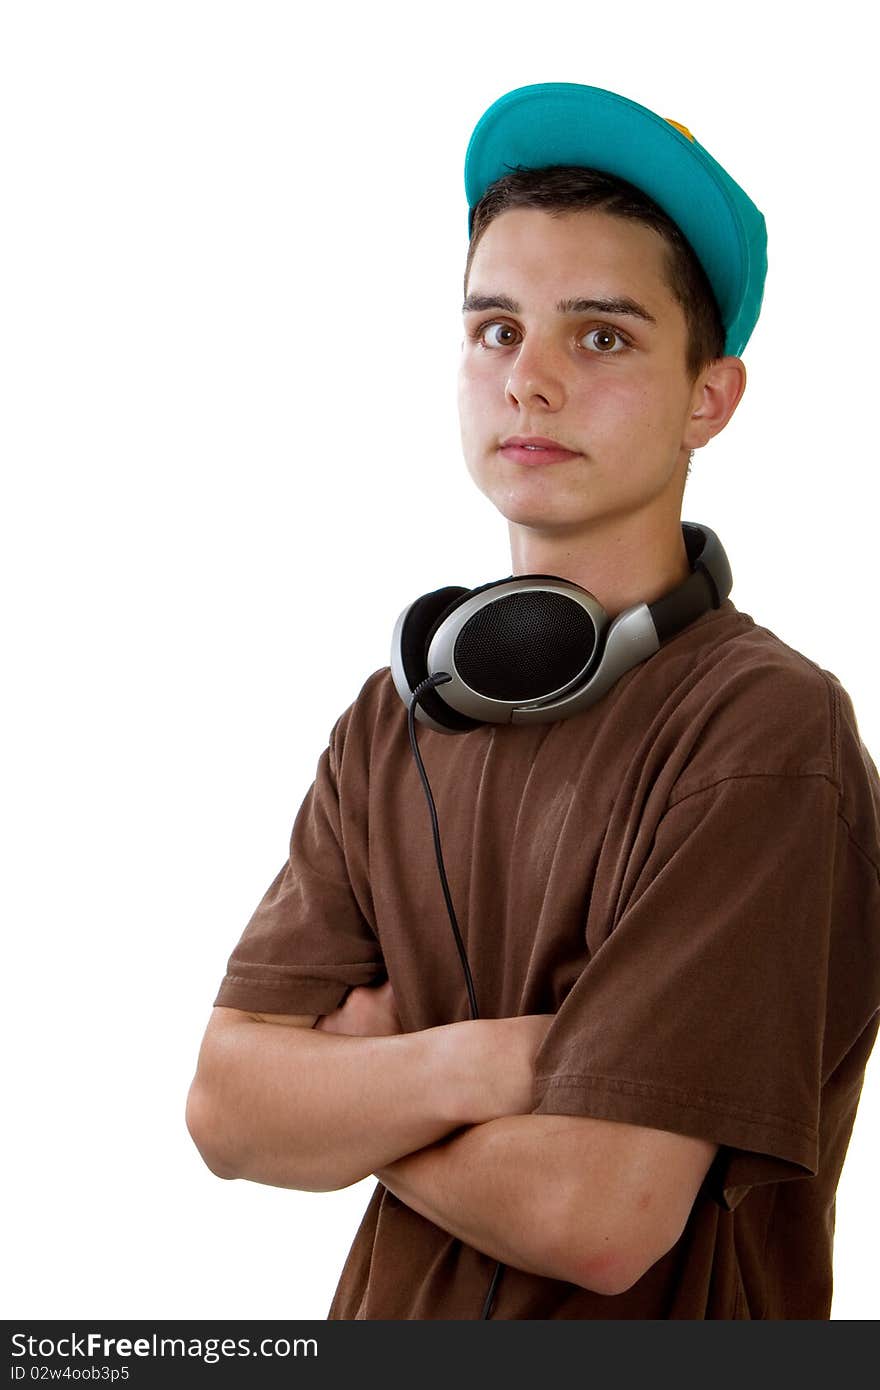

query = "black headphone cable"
[[407, 673, 506, 1320]]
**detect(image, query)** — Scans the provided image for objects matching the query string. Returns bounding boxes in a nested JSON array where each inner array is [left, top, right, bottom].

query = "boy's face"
[[458, 207, 709, 543]]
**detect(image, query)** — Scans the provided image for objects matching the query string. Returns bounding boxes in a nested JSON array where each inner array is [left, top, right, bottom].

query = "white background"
[[2, 0, 877, 1322]]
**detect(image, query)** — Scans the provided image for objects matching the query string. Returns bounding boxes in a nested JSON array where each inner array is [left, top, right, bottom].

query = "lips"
[[499, 435, 580, 465], [501, 435, 574, 451]]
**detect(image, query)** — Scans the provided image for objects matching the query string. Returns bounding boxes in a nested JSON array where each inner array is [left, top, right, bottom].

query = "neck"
[[507, 511, 691, 618]]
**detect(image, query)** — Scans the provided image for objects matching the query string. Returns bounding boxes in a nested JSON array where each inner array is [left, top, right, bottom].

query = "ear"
[[683, 356, 748, 450]]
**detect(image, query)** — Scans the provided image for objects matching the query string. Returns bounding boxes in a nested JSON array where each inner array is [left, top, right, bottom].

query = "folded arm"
[[188, 982, 715, 1294], [185, 995, 552, 1192], [340, 981, 716, 1296], [376, 1112, 718, 1296]]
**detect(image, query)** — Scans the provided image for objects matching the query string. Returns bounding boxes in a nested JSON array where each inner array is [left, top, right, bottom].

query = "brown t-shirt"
[[214, 599, 880, 1319]]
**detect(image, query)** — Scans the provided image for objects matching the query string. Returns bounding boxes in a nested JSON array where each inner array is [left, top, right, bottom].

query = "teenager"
[[186, 83, 880, 1319]]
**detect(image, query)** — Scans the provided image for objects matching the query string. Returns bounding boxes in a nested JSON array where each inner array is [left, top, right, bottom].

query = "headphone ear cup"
[[395, 587, 481, 732], [394, 586, 483, 739], [398, 587, 468, 690]]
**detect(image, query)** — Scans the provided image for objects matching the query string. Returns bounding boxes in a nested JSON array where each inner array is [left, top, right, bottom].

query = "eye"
[[580, 326, 629, 353], [476, 321, 521, 349]]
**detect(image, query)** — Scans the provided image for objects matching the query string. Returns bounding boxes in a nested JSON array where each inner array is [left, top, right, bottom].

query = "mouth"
[[499, 435, 581, 465]]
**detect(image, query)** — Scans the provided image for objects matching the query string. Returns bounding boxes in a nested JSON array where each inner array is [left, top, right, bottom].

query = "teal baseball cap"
[[464, 83, 767, 357]]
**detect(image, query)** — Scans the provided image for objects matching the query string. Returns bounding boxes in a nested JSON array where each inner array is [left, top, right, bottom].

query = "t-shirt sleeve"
[[532, 771, 849, 1211], [213, 707, 384, 1017]]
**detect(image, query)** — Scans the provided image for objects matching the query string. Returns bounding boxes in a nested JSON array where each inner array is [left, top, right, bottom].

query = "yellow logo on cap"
[[666, 118, 696, 142]]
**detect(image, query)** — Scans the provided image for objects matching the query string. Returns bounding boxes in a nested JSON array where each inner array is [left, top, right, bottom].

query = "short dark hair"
[[465, 165, 726, 381]]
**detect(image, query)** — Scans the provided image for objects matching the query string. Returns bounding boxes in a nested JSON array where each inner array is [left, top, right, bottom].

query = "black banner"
[[2, 1318, 860, 1386]]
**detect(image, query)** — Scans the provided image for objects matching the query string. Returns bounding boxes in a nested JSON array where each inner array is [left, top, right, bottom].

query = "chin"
[[495, 501, 601, 536], [484, 478, 594, 528]]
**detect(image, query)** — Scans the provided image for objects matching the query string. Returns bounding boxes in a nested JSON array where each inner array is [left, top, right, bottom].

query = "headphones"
[[391, 522, 732, 734]]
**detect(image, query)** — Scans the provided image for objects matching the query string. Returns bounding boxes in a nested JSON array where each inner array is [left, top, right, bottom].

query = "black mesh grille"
[[453, 591, 595, 701]]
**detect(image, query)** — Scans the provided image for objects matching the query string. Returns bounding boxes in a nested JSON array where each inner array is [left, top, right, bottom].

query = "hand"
[[445, 1012, 557, 1123], [314, 979, 403, 1037]]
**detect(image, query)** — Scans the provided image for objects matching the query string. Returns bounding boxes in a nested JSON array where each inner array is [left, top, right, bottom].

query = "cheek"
[[457, 362, 490, 437], [585, 375, 682, 443], [456, 361, 469, 414]]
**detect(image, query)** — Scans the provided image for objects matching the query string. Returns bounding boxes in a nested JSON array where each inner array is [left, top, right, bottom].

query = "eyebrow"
[[461, 293, 657, 325]]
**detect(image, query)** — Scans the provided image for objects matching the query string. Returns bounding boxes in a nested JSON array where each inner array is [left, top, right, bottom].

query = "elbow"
[[563, 1241, 640, 1298], [185, 1078, 240, 1181], [556, 1215, 672, 1299], [532, 1201, 636, 1297], [184, 1077, 356, 1193]]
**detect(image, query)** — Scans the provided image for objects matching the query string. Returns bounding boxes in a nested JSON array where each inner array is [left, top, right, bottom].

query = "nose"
[[505, 338, 566, 412]]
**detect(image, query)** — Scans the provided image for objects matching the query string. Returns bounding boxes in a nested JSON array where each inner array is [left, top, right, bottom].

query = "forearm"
[[376, 1115, 589, 1285], [188, 1009, 501, 1193]]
